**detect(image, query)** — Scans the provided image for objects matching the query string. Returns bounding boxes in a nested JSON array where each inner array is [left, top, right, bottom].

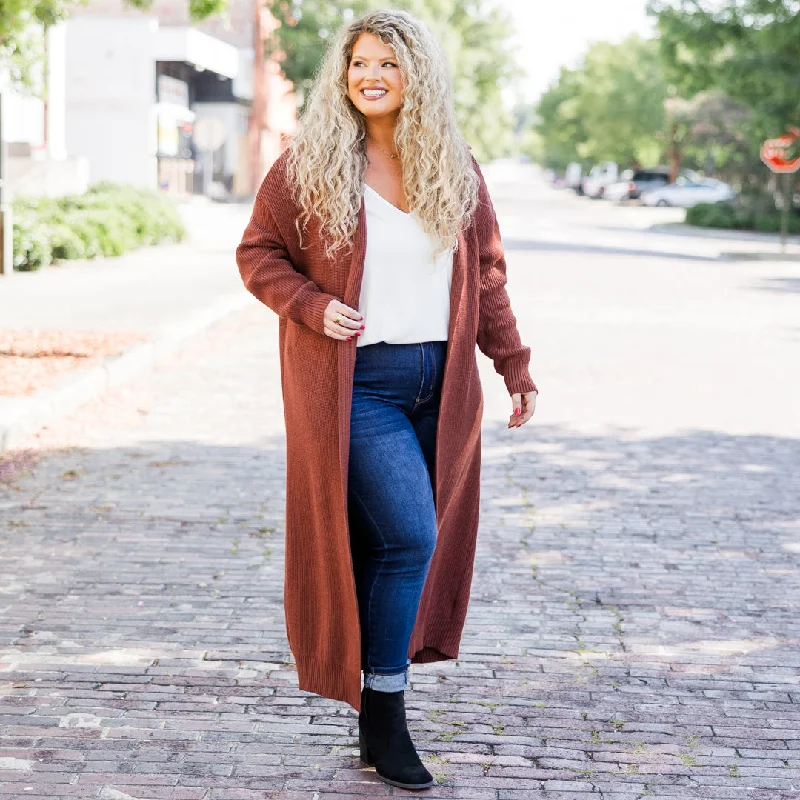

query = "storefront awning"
[[154, 27, 239, 80]]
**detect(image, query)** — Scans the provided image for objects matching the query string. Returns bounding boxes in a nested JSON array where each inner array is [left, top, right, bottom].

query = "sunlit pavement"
[[1, 166, 799, 799]]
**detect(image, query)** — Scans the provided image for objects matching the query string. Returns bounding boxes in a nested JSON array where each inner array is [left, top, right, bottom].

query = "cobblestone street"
[[2, 171, 800, 799]]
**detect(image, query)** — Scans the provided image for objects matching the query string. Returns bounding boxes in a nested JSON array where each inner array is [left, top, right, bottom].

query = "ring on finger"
[[333, 314, 342, 325]]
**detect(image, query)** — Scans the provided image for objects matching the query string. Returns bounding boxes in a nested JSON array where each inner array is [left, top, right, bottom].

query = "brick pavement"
[[2, 181, 800, 799]]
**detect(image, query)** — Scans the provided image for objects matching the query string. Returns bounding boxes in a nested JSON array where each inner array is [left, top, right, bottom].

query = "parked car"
[[605, 167, 671, 203], [641, 177, 735, 208], [581, 162, 618, 199], [565, 162, 583, 193]]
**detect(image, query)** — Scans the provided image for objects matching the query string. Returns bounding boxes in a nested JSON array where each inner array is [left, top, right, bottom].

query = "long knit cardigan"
[[236, 150, 536, 713]]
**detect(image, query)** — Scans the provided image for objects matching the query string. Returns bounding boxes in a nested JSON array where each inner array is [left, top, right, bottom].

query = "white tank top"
[[357, 184, 453, 347]]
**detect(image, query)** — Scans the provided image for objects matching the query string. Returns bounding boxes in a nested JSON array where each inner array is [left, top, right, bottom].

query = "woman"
[[236, 10, 537, 791]]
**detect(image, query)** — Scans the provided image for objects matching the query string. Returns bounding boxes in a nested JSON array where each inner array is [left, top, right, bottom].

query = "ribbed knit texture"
[[236, 151, 536, 713]]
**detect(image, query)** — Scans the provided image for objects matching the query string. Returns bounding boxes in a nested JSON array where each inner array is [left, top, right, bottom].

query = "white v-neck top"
[[357, 184, 454, 347]]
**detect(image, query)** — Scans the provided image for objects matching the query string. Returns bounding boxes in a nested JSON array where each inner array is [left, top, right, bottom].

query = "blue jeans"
[[348, 341, 446, 692]]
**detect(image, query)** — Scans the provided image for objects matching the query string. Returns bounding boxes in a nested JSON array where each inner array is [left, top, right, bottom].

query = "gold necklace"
[[367, 138, 400, 160]]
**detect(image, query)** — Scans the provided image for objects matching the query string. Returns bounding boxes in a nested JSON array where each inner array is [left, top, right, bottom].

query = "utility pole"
[[0, 85, 13, 276], [248, 0, 267, 196]]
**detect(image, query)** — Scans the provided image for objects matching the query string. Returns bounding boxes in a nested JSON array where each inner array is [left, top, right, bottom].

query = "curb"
[[649, 222, 800, 247], [719, 251, 800, 262], [0, 292, 254, 453]]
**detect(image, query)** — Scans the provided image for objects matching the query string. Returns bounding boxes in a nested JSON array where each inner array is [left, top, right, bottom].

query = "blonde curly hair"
[[286, 9, 479, 258]]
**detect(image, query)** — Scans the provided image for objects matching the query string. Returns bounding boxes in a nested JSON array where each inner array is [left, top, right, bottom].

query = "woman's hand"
[[323, 300, 364, 340], [508, 391, 537, 429]]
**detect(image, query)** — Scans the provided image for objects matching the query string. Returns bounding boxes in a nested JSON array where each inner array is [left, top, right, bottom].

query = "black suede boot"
[[359, 686, 435, 790]]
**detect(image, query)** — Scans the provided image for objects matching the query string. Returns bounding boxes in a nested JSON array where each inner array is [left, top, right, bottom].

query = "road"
[[1, 166, 799, 799]]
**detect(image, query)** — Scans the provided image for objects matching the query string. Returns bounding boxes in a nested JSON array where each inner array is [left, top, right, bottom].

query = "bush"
[[48, 224, 87, 261], [687, 198, 800, 234], [687, 202, 738, 229], [11, 184, 185, 271], [12, 213, 53, 271], [753, 214, 780, 233]]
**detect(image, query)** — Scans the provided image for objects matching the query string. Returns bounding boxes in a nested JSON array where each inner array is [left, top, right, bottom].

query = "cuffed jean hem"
[[363, 659, 411, 692]]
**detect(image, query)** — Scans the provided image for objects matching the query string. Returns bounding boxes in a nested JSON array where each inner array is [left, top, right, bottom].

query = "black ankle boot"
[[359, 686, 435, 790]]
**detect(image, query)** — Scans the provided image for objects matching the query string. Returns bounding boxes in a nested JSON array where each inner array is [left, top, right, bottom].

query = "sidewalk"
[[649, 221, 800, 260], [0, 202, 256, 451], [1, 168, 799, 798], [0, 202, 252, 332], [1, 269, 798, 797]]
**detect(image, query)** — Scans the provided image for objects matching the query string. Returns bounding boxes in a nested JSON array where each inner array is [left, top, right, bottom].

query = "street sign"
[[760, 127, 800, 254], [760, 127, 800, 174]]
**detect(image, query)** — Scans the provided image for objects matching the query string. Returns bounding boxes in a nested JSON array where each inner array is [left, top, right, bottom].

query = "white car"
[[642, 178, 735, 208], [581, 162, 619, 199], [565, 162, 583, 193]]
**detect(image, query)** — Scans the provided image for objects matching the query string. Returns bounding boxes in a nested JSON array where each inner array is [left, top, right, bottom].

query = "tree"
[[0, 0, 70, 45], [268, 1, 372, 103], [648, 0, 800, 141], [532, 66, 587, 171], [575, 36, 667, 167], [533, 35, 667, 170], [662, 90, 751, 182], [0, 0, 73, 88]]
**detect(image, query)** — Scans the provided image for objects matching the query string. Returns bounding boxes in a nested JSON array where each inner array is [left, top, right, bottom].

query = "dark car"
[[605, 168, 671, 202]]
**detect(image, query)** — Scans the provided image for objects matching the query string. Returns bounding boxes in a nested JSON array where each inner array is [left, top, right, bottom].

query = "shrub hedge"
[[686, 200, 800, 234], [12, 184, 185, 271]]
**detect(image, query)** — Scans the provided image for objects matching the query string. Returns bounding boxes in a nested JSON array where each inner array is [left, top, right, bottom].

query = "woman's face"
[[347, 33, 404, 121]]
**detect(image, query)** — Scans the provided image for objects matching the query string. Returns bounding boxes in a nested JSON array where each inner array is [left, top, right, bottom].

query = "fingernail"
[[515, 409, 521, 416], [347, 336, 353, 341], [360, 325, 365, 329]]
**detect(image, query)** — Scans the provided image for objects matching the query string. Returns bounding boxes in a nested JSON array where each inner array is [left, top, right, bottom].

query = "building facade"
[[5, 0, 296, 200]]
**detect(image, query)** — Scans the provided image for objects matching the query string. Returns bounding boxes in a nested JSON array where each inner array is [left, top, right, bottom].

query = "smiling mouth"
[[361, 88, 388, 100]]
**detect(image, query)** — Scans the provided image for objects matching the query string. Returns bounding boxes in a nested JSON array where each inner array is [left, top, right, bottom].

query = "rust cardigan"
[[236, 150, 536, 713]]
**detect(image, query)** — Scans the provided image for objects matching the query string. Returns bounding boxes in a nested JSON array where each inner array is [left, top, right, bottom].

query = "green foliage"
[[648, 0, 800, 141], [0, 0, 75, 91], [48, 223, 86, 260], [533, 36, 667, 170], [661, 89, 757, 182], [268, 0, 373, 101], [425, 0, 519, 161], [268, 0, 518, 161], [11, 184, 185, 271], [686, 202, 738, 229], [576, 36, 666, 165], [12, 213, 52, 271], [531, 67, 587, 171], [686, 200, 800, 233]]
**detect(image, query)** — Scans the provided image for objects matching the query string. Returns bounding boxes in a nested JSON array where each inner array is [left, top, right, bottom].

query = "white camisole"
[[357, 184, 454, 347]]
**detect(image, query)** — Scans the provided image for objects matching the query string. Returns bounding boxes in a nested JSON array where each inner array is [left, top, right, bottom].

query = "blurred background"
[[2, 7, 800, 795], [1, 0, 799, 415], [2, 0, 799, 275]]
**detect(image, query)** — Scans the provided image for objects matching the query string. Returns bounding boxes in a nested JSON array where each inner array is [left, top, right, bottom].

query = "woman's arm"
[[236, 175, 337, 335], [473, 162, 538, 397]]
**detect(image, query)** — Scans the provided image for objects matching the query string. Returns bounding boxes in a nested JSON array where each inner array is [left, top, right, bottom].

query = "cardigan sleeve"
[[236, 173, 337, 335], [473, 160, 538, 396]]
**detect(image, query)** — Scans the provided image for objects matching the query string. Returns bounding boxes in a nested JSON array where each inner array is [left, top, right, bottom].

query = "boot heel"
[[359, 729, 374, 766]]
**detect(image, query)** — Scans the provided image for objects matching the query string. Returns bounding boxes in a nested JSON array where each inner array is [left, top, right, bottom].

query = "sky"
[[501, 0, 655, 102]]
